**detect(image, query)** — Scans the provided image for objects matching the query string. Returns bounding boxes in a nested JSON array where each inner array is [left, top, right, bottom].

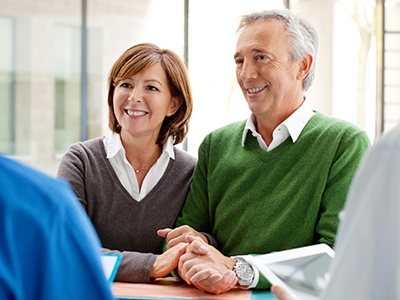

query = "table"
[[112, 278, 276, 300]]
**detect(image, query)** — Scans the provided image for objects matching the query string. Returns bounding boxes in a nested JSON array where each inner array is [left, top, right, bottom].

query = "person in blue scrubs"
[[0, 154, 115, 300]]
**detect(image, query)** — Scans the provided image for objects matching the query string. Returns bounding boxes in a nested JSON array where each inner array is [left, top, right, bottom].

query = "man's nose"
[[239, 61, 258, 81]]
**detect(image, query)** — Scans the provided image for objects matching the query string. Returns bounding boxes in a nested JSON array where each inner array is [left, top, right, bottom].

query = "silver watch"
[[233, 257, 255, 287]]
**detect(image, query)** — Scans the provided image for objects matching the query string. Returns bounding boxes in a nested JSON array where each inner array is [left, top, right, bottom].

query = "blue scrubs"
[[0, 155, 115, 300]]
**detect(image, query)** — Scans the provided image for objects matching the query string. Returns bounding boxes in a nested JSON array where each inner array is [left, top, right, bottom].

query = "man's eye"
[[256, 54, 268, 61], [235, 58, 244, 65]]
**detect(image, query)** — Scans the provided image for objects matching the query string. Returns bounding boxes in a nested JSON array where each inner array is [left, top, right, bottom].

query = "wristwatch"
[[232, 257, 255, 288]]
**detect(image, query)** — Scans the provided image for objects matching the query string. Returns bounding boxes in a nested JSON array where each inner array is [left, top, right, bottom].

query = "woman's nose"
[[128, 88, 142, 102]]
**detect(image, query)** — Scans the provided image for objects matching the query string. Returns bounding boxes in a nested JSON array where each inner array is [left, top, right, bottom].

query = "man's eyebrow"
[[234, 48, 270, 59]]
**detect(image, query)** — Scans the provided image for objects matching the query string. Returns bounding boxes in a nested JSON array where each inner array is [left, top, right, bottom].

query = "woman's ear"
[[167, 96, 182, 116]]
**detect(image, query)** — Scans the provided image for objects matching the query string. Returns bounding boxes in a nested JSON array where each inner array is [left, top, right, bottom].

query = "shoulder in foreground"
[[0, 155, 55, 185], [0, 155, 70, 203], [374, 122, 400, 150]]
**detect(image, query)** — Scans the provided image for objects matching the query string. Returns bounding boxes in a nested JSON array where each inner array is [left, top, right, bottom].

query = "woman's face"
[[113, 62, 179, 142]]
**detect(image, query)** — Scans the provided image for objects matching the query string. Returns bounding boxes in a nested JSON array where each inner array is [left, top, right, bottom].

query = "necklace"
[[135, 168, 149, 174]]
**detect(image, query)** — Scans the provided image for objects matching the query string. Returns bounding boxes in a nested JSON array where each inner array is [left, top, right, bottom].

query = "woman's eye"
[[119, 82, 131, 88], [147, 85, 158, 91]]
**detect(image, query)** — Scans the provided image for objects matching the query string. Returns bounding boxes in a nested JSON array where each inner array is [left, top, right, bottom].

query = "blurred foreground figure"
[[272, 122, 400, 300], [0, 155, 114, 300]]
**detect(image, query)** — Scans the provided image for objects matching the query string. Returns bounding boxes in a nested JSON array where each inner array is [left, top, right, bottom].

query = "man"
[[272, 122, 400, 300], [0, 155, 114, 300], [159, 9, 370, 294]]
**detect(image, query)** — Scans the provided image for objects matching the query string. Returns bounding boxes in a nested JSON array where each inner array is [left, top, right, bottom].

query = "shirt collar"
[[163, 136, 175, 160], [104, 132, 175, 160], [242, 99, 315, 146]]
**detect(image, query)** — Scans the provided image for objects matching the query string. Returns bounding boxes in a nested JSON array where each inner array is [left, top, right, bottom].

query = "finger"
[[169, 226, 200, 242], [162, 244, 188, 275], [174, 242, 188, 257], [186, 236, 209, 254], [178, 252, 205, 284], [166, 236, 187, 249], [185, 234, 200, 243], [167, 242, 188, 262], [221, 270, 237, 286], [179, 251, 199, 271], [186, 233, 208, 244], [271, 285, 298, 300], [192, 272, 235, 295], [190, 269, 222, 284], [198, 270, 236, 288], [165, 227, 189, 249], [157, 228, 172, 238]]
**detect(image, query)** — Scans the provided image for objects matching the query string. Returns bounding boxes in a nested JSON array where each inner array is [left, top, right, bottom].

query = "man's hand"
[[149, 242, 187, 278], [178, 235, 237, 294], [157, 225, 208, 249]]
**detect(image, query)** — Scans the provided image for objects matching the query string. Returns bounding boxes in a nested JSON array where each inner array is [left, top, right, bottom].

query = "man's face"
[[234, 19, 302, 120]]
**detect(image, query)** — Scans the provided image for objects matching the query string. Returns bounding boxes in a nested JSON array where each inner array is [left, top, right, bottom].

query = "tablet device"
[[251, 244, 335, 300], [101, 253, 122, 283]]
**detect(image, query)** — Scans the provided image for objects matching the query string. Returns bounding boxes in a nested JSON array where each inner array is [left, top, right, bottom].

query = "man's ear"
[[297, 53, 313, 81]]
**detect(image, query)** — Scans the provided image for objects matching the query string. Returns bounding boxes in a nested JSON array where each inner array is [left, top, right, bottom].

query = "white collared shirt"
[[241, 99, 315, 151], [103, 133, 175, 202]]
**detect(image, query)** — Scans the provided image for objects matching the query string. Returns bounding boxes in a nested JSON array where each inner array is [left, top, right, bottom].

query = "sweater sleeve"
[[102, 248, 157, 282], [57, 143, 89, 209], [58, 144, 160, 283], [315, 129, 370, 247], [175, 134, 213, 233]]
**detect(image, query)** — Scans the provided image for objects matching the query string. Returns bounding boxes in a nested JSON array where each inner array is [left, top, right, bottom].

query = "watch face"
[[237, 264, 254, 281]]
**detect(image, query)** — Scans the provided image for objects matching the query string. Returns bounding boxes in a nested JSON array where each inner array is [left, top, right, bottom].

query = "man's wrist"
[[232, 256, 255, 288]]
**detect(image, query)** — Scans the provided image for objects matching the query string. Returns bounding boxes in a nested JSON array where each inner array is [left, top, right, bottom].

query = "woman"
[[57, 43, 196, 282]]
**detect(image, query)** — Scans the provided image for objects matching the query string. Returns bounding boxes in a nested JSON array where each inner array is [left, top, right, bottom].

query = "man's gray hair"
[[238, 9, 319, 91]]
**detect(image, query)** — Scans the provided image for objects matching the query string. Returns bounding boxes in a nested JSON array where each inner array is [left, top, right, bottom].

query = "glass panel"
[[1, 0, 383, 173], [54, 24, 81, 153], [86, 0, 185, 144], [384, 1, 400, 133], [0, 17, 15, 154], [187, 0, 285, 155], [0, 1, 81, 173], [385, 2, 400, 31]]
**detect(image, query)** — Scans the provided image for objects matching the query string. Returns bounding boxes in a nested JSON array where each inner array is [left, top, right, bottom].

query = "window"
[[0, 16, 15, 155]]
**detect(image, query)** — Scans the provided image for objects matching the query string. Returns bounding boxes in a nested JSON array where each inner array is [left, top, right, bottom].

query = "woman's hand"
[[149, 242, 187, 278]]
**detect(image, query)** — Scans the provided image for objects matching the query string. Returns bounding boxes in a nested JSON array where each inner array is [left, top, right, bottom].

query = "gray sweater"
[[57, 137, 196, 282]]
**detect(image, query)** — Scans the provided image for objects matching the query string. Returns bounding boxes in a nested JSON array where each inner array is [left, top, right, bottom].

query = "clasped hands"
[[155, 225, 238, 294]]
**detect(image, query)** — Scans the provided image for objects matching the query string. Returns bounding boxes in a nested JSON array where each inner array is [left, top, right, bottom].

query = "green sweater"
[[175, 112, 370, 288]]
